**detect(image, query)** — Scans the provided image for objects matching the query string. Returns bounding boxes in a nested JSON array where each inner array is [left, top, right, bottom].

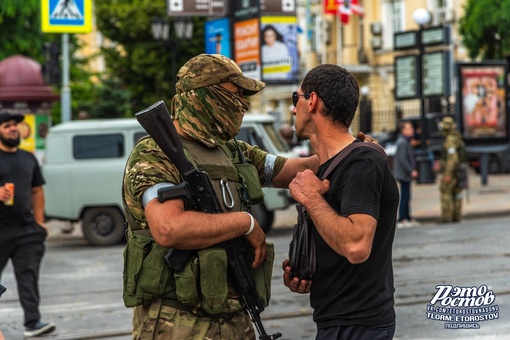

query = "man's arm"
[[32, 186, 46, 230], [272, 132, 377, 189], [272, 155, 320, 188], [144, 198, 267, 268], [289, 169, 376, 264]]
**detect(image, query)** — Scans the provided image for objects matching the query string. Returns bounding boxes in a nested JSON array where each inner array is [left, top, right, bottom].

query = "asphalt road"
[[1, 216, 509, 339]]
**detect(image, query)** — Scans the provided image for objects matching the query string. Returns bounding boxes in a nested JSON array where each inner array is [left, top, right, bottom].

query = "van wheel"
[[250, 204, 274, 234], [82, 208, 125, 246]]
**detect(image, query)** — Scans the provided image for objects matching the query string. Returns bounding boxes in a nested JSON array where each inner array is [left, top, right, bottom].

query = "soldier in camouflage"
[[122, 54, 320, 340], [435, 116, 465, 222]]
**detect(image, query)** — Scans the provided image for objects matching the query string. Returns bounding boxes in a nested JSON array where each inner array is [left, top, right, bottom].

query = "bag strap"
[[321, 142, 387, 180]]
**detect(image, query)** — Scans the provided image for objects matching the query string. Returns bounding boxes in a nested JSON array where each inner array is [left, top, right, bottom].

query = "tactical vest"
[[122, 139, 273, 315]]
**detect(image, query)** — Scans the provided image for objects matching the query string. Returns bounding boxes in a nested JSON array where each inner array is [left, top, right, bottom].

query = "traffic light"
[[42, 42, 61, 86]]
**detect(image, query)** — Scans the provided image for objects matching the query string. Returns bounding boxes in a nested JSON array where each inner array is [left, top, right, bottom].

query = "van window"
[[238, 127, 267, 151], [73, 134, 124, 159], [134, 132, 148, 144]]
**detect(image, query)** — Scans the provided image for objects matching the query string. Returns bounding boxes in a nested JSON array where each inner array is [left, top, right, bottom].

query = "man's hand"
[[244, 220, 267, 268], [0, 184, 13, 203], [357, 131, 379, 145], [282, 259, 312, 294], [289, 169, 329, 207]]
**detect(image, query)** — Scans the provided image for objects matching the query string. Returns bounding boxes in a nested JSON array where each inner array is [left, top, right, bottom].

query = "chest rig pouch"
[[172, 140, 273, 315], [123, 139, 274, 313], [220, 141, 265, 206]]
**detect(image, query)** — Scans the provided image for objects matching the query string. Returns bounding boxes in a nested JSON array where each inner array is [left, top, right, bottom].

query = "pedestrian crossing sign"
[[41, 0, 92, 33]]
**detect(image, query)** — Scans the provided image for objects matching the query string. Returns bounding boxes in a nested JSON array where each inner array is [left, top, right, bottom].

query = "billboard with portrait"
[[457, 62, 508, 142], [260, 16, 299, 84]]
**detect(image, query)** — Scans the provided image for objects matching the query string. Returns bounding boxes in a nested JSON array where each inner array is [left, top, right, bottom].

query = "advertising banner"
[[457, 62, 508, 142], [260, 16, 299, 83], [205, 18, 232, 57], [234, 18, 261, 81]]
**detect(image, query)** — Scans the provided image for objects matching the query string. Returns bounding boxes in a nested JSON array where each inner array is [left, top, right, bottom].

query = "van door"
[[43, 134, 73, 219]]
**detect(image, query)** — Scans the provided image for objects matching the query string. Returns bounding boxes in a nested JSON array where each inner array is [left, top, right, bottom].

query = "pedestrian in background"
[[434, 116, 465, 222], [393, 120, 420, 228], [0, 112, 56, 338], [282, 64, 399, 339]]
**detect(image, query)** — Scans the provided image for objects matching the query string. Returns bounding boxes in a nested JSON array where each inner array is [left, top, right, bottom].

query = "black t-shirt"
[[0, 149, 45, 226], [310, 141, 399, 328]]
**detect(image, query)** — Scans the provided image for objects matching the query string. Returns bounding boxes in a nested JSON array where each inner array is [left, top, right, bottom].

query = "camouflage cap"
[[176, 54, 265, 96], [438, 116, 455, 130]]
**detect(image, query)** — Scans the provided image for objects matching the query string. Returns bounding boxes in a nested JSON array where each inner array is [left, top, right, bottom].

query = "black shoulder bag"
[[288, 142, 387, 280]]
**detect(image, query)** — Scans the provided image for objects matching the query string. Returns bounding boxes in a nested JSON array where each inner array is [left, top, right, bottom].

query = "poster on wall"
[[234, 18, 261, 81], [260, 16, 299, 84], [457, 62, 508, 142], [205, 18, 232, 58]]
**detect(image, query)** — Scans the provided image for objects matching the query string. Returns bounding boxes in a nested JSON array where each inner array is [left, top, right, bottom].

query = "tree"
[[0, 0, 98, 124], [458, 0, 510, 60], [0, 0, 54, 62], [81, 76, 132, 119], [95, 0, 205, 112]]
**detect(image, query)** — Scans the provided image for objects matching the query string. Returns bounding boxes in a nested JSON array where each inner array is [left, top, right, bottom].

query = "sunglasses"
[[292, 91, 310, 107]]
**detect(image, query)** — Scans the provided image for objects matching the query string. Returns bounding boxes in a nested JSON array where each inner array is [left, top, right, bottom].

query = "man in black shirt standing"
[[282, 65, 399, 339], [0, 112, 56, 338]]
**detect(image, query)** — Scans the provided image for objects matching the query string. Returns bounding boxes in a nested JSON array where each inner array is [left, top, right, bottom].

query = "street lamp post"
[[413, 8, 435, 184], [359, 85, 372, 133], [151, 17, 194, 88]]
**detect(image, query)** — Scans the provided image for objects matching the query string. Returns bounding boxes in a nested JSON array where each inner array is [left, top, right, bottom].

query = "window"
[[134, 132, 148, 144], [382, 0, 404, 49], [73, 134, 124, 159], [433, 0, 453, 25]]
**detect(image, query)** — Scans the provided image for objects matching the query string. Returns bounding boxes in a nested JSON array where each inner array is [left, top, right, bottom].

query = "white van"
[[42, 115, 296, 245]]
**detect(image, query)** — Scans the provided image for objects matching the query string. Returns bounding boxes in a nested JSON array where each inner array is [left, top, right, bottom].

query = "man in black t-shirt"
[[0, 112, 56, 338], [283, 65, 399, 339]]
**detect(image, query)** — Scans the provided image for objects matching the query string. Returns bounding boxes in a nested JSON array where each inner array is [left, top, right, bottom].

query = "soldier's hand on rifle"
[[243, 214, 267, 268]]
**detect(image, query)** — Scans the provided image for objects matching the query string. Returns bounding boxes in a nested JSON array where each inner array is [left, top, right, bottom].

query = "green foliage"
[[95, 0, 205, 113], [0, 0, 57, 62], [458, 0, 510, 60], [86, 76, 132, 119], [0, 0, 98, 124]]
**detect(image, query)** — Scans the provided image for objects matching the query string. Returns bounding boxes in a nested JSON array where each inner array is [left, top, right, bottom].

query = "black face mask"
[[0, 135, 20, 148]]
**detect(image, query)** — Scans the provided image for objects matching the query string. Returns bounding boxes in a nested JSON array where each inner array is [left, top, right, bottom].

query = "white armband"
[[264, 154, 277, 188], [142, 182, 175, 208]]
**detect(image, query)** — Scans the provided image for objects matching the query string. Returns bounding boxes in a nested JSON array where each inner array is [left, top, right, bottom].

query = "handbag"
[[288, 142, 387, 280]]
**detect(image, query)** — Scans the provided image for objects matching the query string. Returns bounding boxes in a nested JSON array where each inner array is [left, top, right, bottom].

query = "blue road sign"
[[41, 0, 92, 33]]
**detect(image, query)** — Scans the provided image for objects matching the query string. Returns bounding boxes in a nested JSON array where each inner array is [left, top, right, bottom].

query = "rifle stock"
[[135, 101, 281, 340]]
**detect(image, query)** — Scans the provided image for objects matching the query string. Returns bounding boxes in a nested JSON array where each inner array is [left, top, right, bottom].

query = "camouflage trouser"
[[132, 298, 255, 340], [439, 176, 463, 222]]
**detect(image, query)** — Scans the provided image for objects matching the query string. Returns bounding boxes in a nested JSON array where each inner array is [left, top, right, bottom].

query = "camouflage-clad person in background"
[[435, 116, 465, 222], [121, 54, 321, 340]]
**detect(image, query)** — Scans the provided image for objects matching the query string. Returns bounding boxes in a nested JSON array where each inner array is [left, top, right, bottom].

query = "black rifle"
[[135, 100, 281, 340]]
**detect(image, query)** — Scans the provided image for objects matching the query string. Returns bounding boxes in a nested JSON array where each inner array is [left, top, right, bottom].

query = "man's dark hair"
[[300, 64, 359, 127], [399, 120, 413, 131]]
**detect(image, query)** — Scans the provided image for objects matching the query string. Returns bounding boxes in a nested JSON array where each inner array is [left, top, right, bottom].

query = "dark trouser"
[[0, 222, 46, 328], [316, 322, 395, 340], [398, 180, 411, 221]]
